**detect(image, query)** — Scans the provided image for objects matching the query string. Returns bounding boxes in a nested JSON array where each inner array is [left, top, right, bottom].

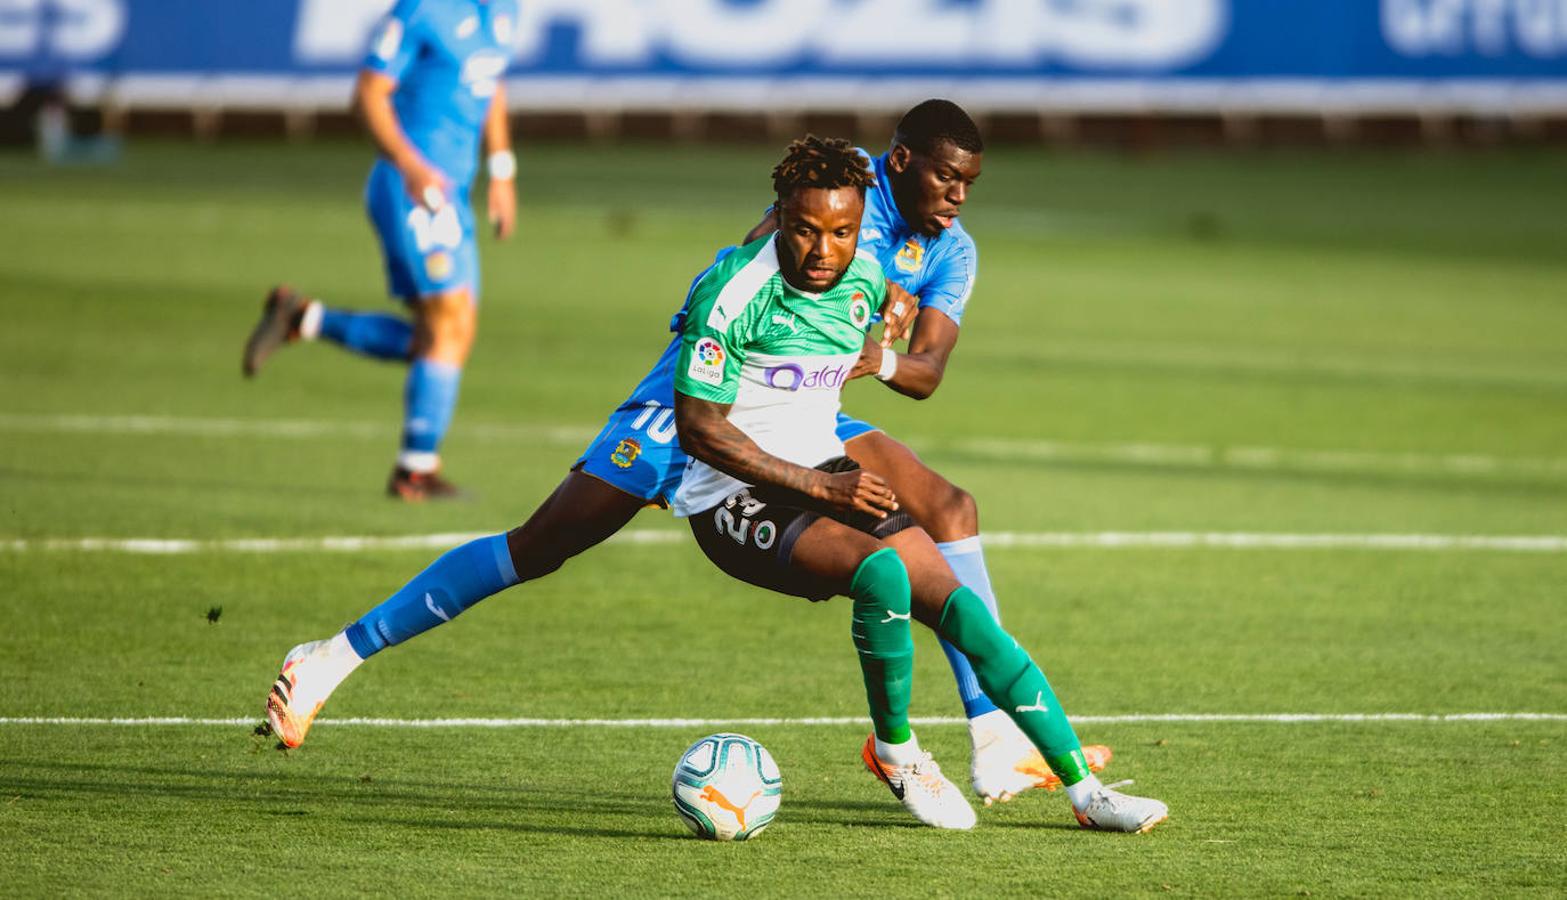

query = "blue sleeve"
[[362, 0, 424, 82], [918, 232, 977, 326]]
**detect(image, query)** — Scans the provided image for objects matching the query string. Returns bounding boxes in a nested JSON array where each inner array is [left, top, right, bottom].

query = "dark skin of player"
[[505, 137, 983, 598]]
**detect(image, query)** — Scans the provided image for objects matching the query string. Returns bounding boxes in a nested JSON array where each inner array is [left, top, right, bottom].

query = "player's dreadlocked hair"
[[772, 135, 876, 204], [893, 99, 984, 155]]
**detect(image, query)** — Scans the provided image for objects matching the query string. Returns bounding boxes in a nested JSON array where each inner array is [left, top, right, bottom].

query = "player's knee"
[[415, 292, 476, 365], [850, 547, 911, 614], [922, 482, 978, 542], [506, 526, 567, 583]]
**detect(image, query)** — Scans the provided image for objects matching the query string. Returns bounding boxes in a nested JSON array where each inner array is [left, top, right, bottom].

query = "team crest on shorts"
[[849, 292, 871, 329], [611, 437, 642, 469], [425, 251, 453, 281], [895, 239, 924, 273]]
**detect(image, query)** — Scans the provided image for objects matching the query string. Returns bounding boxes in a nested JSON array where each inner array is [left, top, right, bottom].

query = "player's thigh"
[[506, 470, 648, 581], [843, 428, 976, 542]]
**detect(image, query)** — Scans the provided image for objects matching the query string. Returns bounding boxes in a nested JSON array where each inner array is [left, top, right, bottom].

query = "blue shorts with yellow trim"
[[365, 159, 480, 303]]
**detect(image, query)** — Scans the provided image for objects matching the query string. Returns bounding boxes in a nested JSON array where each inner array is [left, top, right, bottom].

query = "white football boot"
[[970, 709, 1113, 805], [1073, 785, 1169, 834], [264, 634, 361, 748], [861, 735, 978, 830]]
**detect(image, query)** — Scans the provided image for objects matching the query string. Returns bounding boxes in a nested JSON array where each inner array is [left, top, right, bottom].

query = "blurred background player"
[[241, 0, 519, 500]]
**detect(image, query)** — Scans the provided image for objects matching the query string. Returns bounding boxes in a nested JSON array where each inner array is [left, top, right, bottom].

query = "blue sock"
[[318, 308, 413, 361], [400, 358, 462, 470], [936, 536, 1003, 718], [344, 534, 519, 658]]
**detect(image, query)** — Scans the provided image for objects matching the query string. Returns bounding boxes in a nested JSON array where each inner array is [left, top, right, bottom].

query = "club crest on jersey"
[[610, 437, 642, 469], [424, 251, 454, 281], [688, 337, 725, 386], [849, 292, 871, 329], [895, 239, 924, 273]]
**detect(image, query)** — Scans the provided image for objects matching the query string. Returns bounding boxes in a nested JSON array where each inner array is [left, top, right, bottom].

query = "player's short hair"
[[772, 135, 876, 205], [893, 99, 984, 156]]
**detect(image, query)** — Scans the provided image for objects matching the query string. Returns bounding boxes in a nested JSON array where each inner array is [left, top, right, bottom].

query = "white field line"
[[4, 531, 1567, 555], [0, 713, 1562, 729], [4, 412, 1565, 481]]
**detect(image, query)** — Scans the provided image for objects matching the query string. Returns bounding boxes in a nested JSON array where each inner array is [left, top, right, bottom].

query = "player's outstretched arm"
[[849, 307, 959, 400], [742, 207, 778, 244], [674, 392, 897, 518], [483, 83, 516, 239], [354, 69, 449, 209]]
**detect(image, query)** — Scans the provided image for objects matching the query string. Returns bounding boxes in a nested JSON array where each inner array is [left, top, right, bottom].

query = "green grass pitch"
[[1, 140, 1564, 896]]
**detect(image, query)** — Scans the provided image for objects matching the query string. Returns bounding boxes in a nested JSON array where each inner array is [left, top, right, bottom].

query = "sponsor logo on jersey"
[[610, 437, 642, 469], [424, 251, 454, 281], [861, 227, 882, 242], [762, 362, 848, 392], [895, 239, 924, 274], [688, 337, 726, 386], [849, 292, 871, 329]]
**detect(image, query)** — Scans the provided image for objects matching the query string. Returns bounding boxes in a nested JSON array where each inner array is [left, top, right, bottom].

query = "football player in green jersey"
[[672, 136, 1168, 833]]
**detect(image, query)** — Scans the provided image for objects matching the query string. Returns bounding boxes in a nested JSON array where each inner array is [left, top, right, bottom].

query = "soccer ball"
[[671, 733, 782, 841]]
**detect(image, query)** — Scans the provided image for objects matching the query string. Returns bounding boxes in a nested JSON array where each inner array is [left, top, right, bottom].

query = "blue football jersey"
[[362, 0, 518, 189], [856, 151, 978, 327]]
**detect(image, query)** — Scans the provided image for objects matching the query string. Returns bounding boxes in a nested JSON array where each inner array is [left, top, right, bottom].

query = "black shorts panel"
[[687, 456, 917, 602]]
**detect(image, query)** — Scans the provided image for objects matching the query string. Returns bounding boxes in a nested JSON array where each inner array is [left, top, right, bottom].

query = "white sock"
[[875, 733, 924, 766], [1066, 773, 1105, 809], [295, 632, 364, 708], [397, 450, 440, 474], [297, 299, 323, 340]]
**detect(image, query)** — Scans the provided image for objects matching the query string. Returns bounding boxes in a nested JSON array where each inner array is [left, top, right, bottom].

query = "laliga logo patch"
[[610, 437, 642, 469], [895, 239, 924, 274], [688, 337, 725, 386], [424, 251, 454, 282], [849, 292, 871, 330]]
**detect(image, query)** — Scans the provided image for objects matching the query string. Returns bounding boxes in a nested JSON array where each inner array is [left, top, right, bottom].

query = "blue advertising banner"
[[3, 1, 1565, 111]]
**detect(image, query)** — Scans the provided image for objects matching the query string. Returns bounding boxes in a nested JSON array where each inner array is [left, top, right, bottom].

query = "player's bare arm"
[[849, 306, 958, 399], [674, 392, 898, 518], [354, 69, 449, 209], [483, 82, 516, 239]]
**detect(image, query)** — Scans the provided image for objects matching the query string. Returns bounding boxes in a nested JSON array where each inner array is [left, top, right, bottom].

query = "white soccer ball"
[[671, 733, 782, 841]]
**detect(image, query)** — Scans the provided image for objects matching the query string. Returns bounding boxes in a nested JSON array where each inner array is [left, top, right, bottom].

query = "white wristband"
[[487, 150, 516, 181], [875, 349, 898, 381]]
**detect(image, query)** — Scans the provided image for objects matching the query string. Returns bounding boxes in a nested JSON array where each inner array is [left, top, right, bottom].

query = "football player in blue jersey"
[[266, 103, 1117, 811], [242, 0, 520, 500]]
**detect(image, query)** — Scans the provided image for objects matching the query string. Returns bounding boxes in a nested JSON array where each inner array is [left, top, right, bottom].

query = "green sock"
[[937, 586, 1092, 784], [849, 548, 914, 745]]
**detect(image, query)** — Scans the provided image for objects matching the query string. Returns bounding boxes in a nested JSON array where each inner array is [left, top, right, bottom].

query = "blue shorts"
[[365, 160, 480, 303], [575, 404, 884, 506]]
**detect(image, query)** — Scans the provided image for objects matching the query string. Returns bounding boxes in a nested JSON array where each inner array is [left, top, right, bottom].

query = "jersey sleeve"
[[362, 0, 424, 83], [918, 231, 978, 326], [673, 271, 754, 404]]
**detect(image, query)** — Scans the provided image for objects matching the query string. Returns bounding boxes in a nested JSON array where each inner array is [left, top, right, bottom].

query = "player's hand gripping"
[[820, 469, 899, 519], [399, 157, 453, 211], [878, 282, 918, 348], [850, 334, 885, 381]]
